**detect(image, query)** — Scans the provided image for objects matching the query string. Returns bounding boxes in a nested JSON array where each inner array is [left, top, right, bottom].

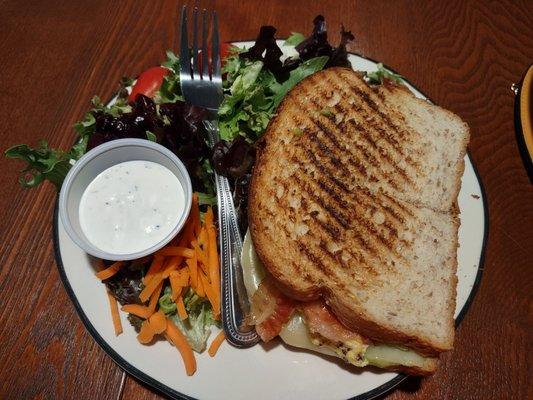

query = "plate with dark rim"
[[54, 41, 488, 400]]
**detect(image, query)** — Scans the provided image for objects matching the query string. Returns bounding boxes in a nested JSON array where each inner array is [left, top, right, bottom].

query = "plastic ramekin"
[[59, 139, 192, 261]]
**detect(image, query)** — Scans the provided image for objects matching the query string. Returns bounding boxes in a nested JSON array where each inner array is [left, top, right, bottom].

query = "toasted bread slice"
[[249, 67, 468, 356], [259, 68, 468, 212]]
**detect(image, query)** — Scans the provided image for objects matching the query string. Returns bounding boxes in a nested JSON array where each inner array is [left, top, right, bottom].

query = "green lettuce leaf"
[[284, 32, 306, 46], [158, 287, 178, 314], [169, 289, 219, 353], [156, 51, 184, 104], [145, 130, 157, 142], [366, 63, 403, 85], [6, 89, 134, 191], [5, 141, 72, 190], [218, 54, 329, 142], [197, 191, 217, 207], [270, 56, 329, 108]]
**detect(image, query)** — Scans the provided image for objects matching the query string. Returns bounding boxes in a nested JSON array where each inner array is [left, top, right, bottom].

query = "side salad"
[[5, 15, 402, 375], [96, 194, 223, 375]]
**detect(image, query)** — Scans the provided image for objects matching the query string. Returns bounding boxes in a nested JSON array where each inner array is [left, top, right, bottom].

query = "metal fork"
[[179, 6, 259, 347]]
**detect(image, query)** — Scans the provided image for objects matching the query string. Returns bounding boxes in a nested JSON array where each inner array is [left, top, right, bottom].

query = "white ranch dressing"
[[79, 160, 184, 255]]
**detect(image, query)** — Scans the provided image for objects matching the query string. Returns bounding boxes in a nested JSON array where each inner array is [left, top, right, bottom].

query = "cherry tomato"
[[197, 42, 234, 73], [128, 66, 169, 102], [219, 42, 233, 63]]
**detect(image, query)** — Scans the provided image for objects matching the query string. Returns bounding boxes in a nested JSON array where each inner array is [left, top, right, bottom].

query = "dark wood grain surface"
[[0, 1, 531, 399]]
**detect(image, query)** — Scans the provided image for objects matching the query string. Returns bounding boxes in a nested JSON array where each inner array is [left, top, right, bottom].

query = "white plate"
[[54, 42, 487, 400]]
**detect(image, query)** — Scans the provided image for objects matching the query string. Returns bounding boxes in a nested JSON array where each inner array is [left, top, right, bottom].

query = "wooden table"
[[0, 1, 531, 399]]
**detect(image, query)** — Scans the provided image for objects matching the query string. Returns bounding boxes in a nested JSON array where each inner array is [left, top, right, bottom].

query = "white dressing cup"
[[59, 139, 192, 261]]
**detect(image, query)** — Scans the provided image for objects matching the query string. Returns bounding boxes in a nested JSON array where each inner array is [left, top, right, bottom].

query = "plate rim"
[[53, 48, 489, 400]]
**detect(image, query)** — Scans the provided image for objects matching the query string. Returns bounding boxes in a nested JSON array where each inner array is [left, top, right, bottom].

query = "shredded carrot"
[[195, 271, 206, 297], [198, 227, 208, 252], [206, 207, 220, 306], [141, 254, 186, 302], [98, 191, 224, 375], [155, 246, 195, 258], [122, 304, 152, 319], [191, 193, 201, 237], [144, 256, 164, 286], [149, 310, 167, 334], [148, 281, 163, 314], [162, 256, 183, 278], [106, 289, 122, 336], [192, 240, 209, 275], [200, 272, 219, 317], [205, 205, 215, 229], [169, 274, 182, 301], [171, 269, 190, 286], [166, 318, 197, 376], [95, 261, 124, 280], [137, 320, 155, 344], [176, 295, 188, 320], [185, 225, 196, 245], [186, 254, 198, 291], [139, 266, 167, 303], [169, 271, 189, 301], [208, 331, 226, 357]]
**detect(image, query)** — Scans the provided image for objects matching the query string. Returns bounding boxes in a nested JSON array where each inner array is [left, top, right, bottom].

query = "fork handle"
[[203, 120, 260, 347], [215, 170, 260, 347]]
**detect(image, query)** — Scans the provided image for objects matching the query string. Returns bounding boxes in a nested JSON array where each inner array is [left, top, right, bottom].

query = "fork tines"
[[180, 5, 221, 82]]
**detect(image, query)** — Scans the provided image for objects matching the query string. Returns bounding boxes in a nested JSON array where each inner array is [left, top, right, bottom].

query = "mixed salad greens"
[[109, 260, 218, 354], [5, 15, 401, 354]]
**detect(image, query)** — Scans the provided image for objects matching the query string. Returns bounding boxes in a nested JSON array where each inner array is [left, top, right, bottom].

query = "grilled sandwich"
[[247, 67, 469, 374]]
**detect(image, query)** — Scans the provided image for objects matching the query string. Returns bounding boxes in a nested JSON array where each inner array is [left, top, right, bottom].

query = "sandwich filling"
[[242, 230, 437, 370]]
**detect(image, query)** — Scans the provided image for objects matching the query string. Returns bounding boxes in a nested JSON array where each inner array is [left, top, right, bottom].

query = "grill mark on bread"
[[291, 174, 378, 259], [291, 141, 409, 260], [288, 93, 403, 188], [298, 195, 355, 254], [319, 76, 420, 184], [304, 132, 404, 238], [310, 109, 407, 192], [345, 86, 425, 175], [323, 75, 404, 151], [337, 74, 409, 141], [273, 198, 346, 278], [294, 181, 372, 270], [284, 117, 351, 178], [327, 73, 405, 149], [341, 117, 412, 188], [318, 179, 404, 259], [310, 118, 396, 189], [269, 219, 309, 278], [312, 176, 406, 261], [273, 114, 411, 263], [336, 74, 426, 174], [290, 159, 405, 262], [334, 103, 414, 186], [303, 94, 388, 176], [299, 147, 352, 197], [297, 241, 337, 278], [382, 191, 415, 217], [297, 135, 407, 253], [295, 149, 406, 261]]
